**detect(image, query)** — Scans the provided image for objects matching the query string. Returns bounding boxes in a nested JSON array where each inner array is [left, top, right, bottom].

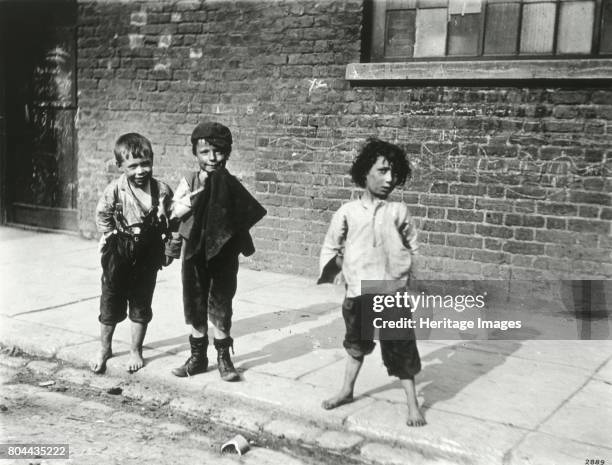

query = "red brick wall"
[[76, 0, 612, 280]]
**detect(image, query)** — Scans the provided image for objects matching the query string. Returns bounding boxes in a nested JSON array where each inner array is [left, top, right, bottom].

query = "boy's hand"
[[171, 191, 196, 219], [335, 254, 343, 269], [162, 255, 174, 267]]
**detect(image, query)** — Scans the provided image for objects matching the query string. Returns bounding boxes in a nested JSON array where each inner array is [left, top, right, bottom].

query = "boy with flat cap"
[[167, 121, 266, 382]]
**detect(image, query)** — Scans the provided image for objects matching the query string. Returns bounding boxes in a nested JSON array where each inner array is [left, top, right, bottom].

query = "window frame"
[[351, 0, 612, 80], [369, 0, 611, 62], [346, 57, 612, 80]]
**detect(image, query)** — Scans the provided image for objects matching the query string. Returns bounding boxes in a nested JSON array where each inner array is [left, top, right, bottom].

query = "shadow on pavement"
[[143, 302, 339, 365], [359, 340, 523, 413]]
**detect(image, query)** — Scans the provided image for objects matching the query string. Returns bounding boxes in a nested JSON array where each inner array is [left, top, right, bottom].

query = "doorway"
[[0, 0, 78, 231]]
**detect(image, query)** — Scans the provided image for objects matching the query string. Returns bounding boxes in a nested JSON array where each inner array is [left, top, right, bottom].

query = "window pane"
[[484, 3, 519, 55], [448, 13, 481, 56], [370, 0, 387, 60], [385, 10, 416, 57], [601, 0, 612, 54], [520, 2, 556, 54], [557, 1, 594, 54], [414, 7, 448, 57]]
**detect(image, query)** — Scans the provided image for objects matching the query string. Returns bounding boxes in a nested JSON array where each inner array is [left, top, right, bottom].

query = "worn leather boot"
[[214, 337, 240, 382], [171, 335, 208, 377]]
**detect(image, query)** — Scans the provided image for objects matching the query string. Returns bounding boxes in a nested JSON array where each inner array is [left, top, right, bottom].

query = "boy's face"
[[195, 139, 227, 173], [365, 156, 395, 199], [120, 154, 153, 188]]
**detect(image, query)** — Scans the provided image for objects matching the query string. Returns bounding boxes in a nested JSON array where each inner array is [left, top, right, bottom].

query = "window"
[[368, 0, 612, 61]]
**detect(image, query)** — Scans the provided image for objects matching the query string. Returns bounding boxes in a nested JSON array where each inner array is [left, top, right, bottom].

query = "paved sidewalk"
[[0, 226, 611, 465]]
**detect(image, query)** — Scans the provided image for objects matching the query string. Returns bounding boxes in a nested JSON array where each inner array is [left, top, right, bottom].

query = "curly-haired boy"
[[318, 138, 425, 426]]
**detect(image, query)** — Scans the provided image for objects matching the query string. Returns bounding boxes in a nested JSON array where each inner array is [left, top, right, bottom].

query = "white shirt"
[[319, 194, 418, 298]]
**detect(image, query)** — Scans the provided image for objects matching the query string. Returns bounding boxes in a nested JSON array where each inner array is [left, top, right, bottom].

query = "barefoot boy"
[[91, 133, 173, 374], [167, 121, 266, 382], [317, 138, 425, 426]]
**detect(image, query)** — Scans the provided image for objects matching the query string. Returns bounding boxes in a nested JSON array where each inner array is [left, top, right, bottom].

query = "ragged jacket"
[[168, 167, 266, 262]]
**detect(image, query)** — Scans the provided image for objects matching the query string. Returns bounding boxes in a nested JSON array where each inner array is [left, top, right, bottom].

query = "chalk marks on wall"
[[254, 125, 607, 201], [413, 141, 608, 198], [307, 78, 327, 96]]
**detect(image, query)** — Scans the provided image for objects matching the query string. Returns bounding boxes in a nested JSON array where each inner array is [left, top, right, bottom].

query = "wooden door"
[[1, 0, 78, 231]]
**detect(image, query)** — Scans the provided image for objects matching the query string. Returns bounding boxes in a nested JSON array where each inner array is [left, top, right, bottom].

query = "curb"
[[0, 347, 476, 465]]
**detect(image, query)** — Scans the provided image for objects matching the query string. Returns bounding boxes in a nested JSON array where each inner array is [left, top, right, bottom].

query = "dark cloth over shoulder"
[[184, 167, 266, 261]]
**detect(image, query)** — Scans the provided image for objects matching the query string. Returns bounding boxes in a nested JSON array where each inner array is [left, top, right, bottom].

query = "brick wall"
[[76, 0, 612, 281]]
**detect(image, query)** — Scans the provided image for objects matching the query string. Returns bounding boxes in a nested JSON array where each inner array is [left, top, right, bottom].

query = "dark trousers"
[[181, 248, 239, 333], [99, 234, 163, 325], [342, 296, 421, 379]]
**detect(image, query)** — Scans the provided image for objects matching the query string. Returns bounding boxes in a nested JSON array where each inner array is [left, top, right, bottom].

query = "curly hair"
[[349, 138, 411, 188], [114, 133, 154, 165]]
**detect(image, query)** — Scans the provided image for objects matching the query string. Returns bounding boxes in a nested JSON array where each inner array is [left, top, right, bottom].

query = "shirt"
[[95, 174, 173, 234], [170, 171, 207, 221], [164, 171, 207, 259], [319, 195, 419, 298]]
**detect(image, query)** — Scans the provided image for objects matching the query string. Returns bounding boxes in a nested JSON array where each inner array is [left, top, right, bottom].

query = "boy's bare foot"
[[400, 378, 426, 426], [127, 350, 144, 373], [321, 392, 354, 410], [406, 407, 426, 427], [90, 348, 112, 374]]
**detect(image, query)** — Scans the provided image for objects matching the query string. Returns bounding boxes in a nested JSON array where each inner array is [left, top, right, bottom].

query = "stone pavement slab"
[[0, 231, 99, 316], [299, 339, 589, 429], [417, 350, 588, 428], [235, 267, 299, 293], [346, 399, 526, 465], [507, 433, 612, 465], [25, 360, 58, 376], [0, 230, 91, 265], [463, 340, 612, 372], [263, 419, 324, 443], [0, 263, 100, 316], [539, 378, 612, 448], [594, 357, 612, 383], [203, 368, 374, 427], [360, 442, 459, 465], [232, 313, 345, 379], [242, 448, 310, 465], [315, 430, 363, 450], [14, 301, 103, 338], [238, 280, 344, 310], [0, 315, 95, 357]]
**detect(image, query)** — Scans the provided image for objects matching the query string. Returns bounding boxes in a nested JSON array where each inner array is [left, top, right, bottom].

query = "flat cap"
[[191, 121, 232, 150]]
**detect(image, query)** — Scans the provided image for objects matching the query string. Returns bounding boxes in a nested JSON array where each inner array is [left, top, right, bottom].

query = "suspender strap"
[[113, 179, 162, 234]]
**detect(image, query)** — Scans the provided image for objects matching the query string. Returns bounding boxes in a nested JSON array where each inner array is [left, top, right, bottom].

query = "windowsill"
[[346, 58, 612, 81]]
